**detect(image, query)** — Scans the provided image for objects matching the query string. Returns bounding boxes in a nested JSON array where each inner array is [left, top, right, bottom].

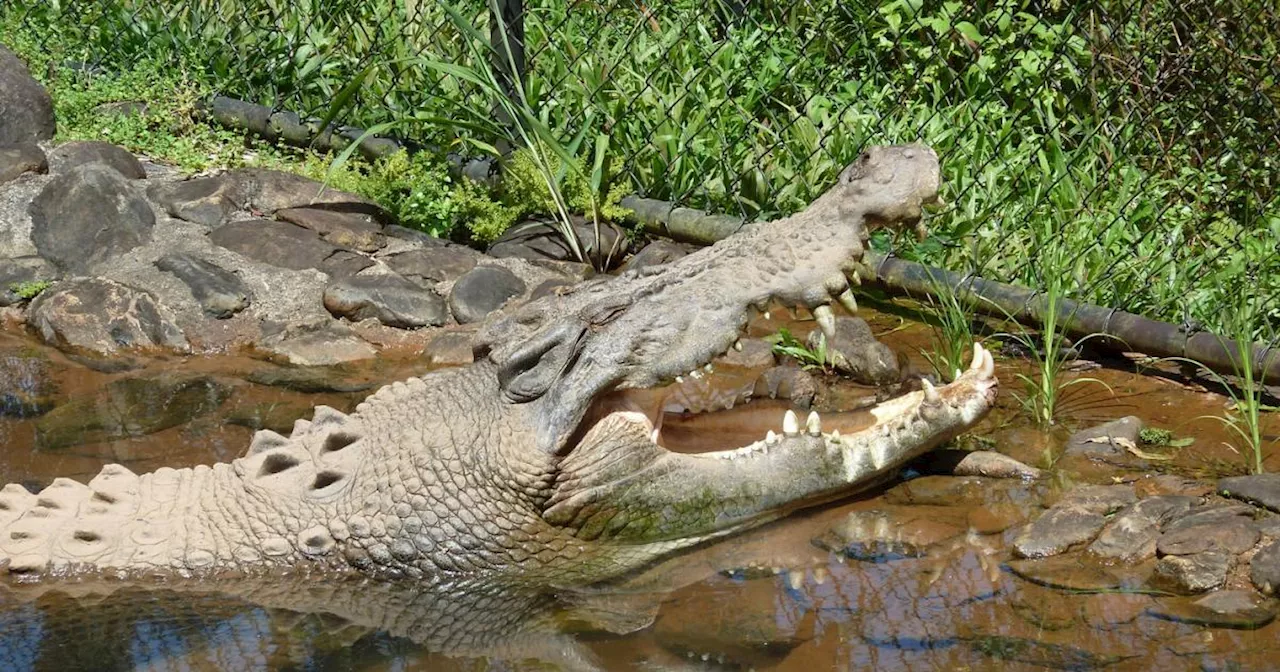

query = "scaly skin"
[[0, 143, 998, 587]]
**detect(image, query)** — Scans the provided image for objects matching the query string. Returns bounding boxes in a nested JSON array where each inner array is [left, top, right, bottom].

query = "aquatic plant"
[[767, 327, 832, 373]]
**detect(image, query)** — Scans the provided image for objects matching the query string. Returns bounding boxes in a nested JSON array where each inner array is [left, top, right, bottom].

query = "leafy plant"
[[766, 328, 831, 373], [916, 272, 982, 383], [9, 281, 53, 300]]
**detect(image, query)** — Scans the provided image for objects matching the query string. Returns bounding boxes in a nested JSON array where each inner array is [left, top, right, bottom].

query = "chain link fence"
[[3, 0, 1278, 341]]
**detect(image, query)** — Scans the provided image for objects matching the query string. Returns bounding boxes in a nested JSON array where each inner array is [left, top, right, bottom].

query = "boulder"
[[448, 265, 526, 324], [146, 174, 242, 227], [805, 316, 899, 386], [323, 273, 448, 329], [153, 252, 251, 319], [27, 278, 189, 356], [0, 142, 47, 185], [382, 247, 480, 285], [208, 219, 372, 277], [1219, 474, 1280, 513], [487, 217, 627, 268], [0, 256, 58, 307], [1251, 539, 1280, 595], [619, 239, 690, 273], [29, 164, 156, 272], [47, 141, 146, 179], [231, 168, 381, 217], [0, 45, 55, 145], [276, 206, 386, 253]]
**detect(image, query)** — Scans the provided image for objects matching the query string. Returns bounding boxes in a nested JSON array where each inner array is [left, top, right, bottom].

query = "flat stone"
[[750, 365, 817, 408], [46, 141, 146, 179], [1163, 504, 1257, 535], [35, 375, 231, 450], [0, 256, 58, 307], [812, 509, 962, 562], [924, 450, 1043, 480], [29, 164, 155, 272], [1157, 515, 1259, 556], [1150, 550, 1231, 594], [1063, 416, 1143, 458], [424, 331, 475, 366], [1258, 515, 1280, 537], [487, 217, 627, 269], [208, 219, 372, 277], [154, 252, 251, 318], [276, 206, 386, 252], [1147, 590, 1276, 629], [1013, 506, 1107, 558], [1056, 484, 1137, 514], [1005, 556, 1122, 591], [323, 273, 447, 329], [1088, 495, 1196, 563], [529, 279, 573, 300], [715, 337, 776, 369], [805, 316, 899, 386], [254, 323, 377, 366], [28, 278, 189, 356], [448, 265, 526, 324], [620, 239, 690, 273], [382, 247, 480, 285], [1250, 539, 1280, 595], [0, 45, 55, 144], [147, 175, 241, 227], [1219, 474, 1280, 513], [231, 168, 380, 217], [0, 142, 47, 185]]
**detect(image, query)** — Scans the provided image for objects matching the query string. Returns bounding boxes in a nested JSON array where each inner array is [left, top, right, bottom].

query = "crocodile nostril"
[[258, 453, 300, 477]]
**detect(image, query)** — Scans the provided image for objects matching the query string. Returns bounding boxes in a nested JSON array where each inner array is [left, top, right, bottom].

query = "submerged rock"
[[1005, 556, 1122, 592], [1147, 590, 1276, 630], [812, 509, 960, 562], [1150, 550, 1231, 594], [34, 375, 232, 450]]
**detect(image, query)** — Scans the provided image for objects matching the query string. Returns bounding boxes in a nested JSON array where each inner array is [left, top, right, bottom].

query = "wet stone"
[[1056, 484, 1137, 514], [921, 450, 1042, 480], [1063, 416, 1143, 459], [276, 206, 386, 253], [1082, 592, 1151, 630], [154, 252, 251, 319], [1011, 585, 1079, 630], [47, 141, 146, 179], [1250, 539, 1280, 595], [1013, 506, 1106, 559], [323, 273, 447, 329], [1156, 514, 1259, 556], [28, 278, 189, 356], [255, 322, 377, 366], [225, 401, 316, 434], [146, 175, 241, 227], [812, 510, 960, 562], [0, 142, 47, 185], [1146, 590, 1276, 630], [1150, 550, 1231, 594], [448, 266, 526, 324], [0, 256, 58, 307], [1088, 495, 1196, 563], [884, 475, 1009, 508], [967, 502, 1026, 534], [1218, 473, 1280, 513], [750, 365, 817, 408], [0, 350, 58, 418], [34, 375, 232, 450], [29, 164, 156, 273], [382, 247, 479, 285], [806, 315, 899, 386], [1005, 556, 1122, 592], [964, 635, 1133, 670], [243, 367, 374, 394]]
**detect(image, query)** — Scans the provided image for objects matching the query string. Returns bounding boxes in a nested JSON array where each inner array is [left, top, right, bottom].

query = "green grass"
[[8, 280, 53, 300], [766, 327, 833, 373]]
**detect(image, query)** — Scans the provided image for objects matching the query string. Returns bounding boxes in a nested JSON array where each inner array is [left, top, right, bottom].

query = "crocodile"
[[0, 144, 998, 589]]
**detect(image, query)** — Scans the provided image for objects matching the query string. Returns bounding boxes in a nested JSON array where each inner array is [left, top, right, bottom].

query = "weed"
[[916, 273, 982, 383], [766, 328, 831, 373], [1138, 427, 1173, 446], [8, 281, 53, 300]]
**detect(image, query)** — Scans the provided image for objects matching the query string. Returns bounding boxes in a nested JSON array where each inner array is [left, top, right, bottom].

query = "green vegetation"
[[8, 280, 53, 300], [916, 274, 982, 383], [767, 328, 832, 373]]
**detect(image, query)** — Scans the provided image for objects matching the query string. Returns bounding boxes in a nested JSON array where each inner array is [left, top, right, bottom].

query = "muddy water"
[[1, 307, 1279, 671]]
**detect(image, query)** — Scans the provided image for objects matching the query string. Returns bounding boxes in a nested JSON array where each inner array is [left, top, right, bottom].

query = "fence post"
[[490, 0, 525, 155]]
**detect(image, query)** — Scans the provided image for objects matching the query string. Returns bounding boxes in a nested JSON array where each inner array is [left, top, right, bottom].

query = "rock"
[[1063, 416, 1143, 459], [1013, 506, 1106, 559], [1088, 495, 1196, 563], [424, 331, 475, 366], [1011, 586, 1079, 630], [1056, 484, 1137, 514], [750, 365, 817, 408], [964, 635, 1133, 670], [46, 141, 146, 179], [1082, 592, 1150, 630], [806, 316, 900, 386], [154, 252, 251, 319], [715, 337, 776, 369], [0, 256, 58, 306], [146, 175, 242, 227], [620, 239, 690, 273], [1150, 550, 1231, 594], [448, 265, 526, 324], [28, 278, 189, 356], [382, 247, 479, 285], [920, 450, 1043, 480], [1250, 539, 1280, 595], [232, 168, 380, 217], [1157, 513, 1259, 556], [967, 502, 1026, 534], [35, 375, 232, 450], [1147, 590, 1276, 629], [323, 273, 447, 329], [0, 45, 55, 144], [1258, 516, 1280, 538], [276, 206, 386, 253], [1163, 504, 1257, 536], [1219, 474, 1280, 513], [529, 279, 573, 300], [225, 401, 316, 435], [487, 217, 627, 268], [29, 164, 156, 272], [242, 368, 373, 394], [653, 582, 807, 668], [0, 349, 57, 418], [812, 510, 961, 562], [0, 142, 47, 185], [883, 475, 1011, 507], [254, 323, 377, 366], [208, 219, 372, 277]]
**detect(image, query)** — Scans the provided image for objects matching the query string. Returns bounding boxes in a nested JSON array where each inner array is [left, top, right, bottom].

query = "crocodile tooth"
[[704, 363, 714, 373], [766, 430, 779, 446], [921, 378, 940, 402], [837, 288, 858, 314], [733, 340, 743, 351], [689, 370, 701, 380], [813, 304, 837, 340], [783, 410, 799, 436], [954, 368, 963, 382], [675, 375, 684, 384], [806, 411, 821, 435], [830, 429, 841, 442]]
